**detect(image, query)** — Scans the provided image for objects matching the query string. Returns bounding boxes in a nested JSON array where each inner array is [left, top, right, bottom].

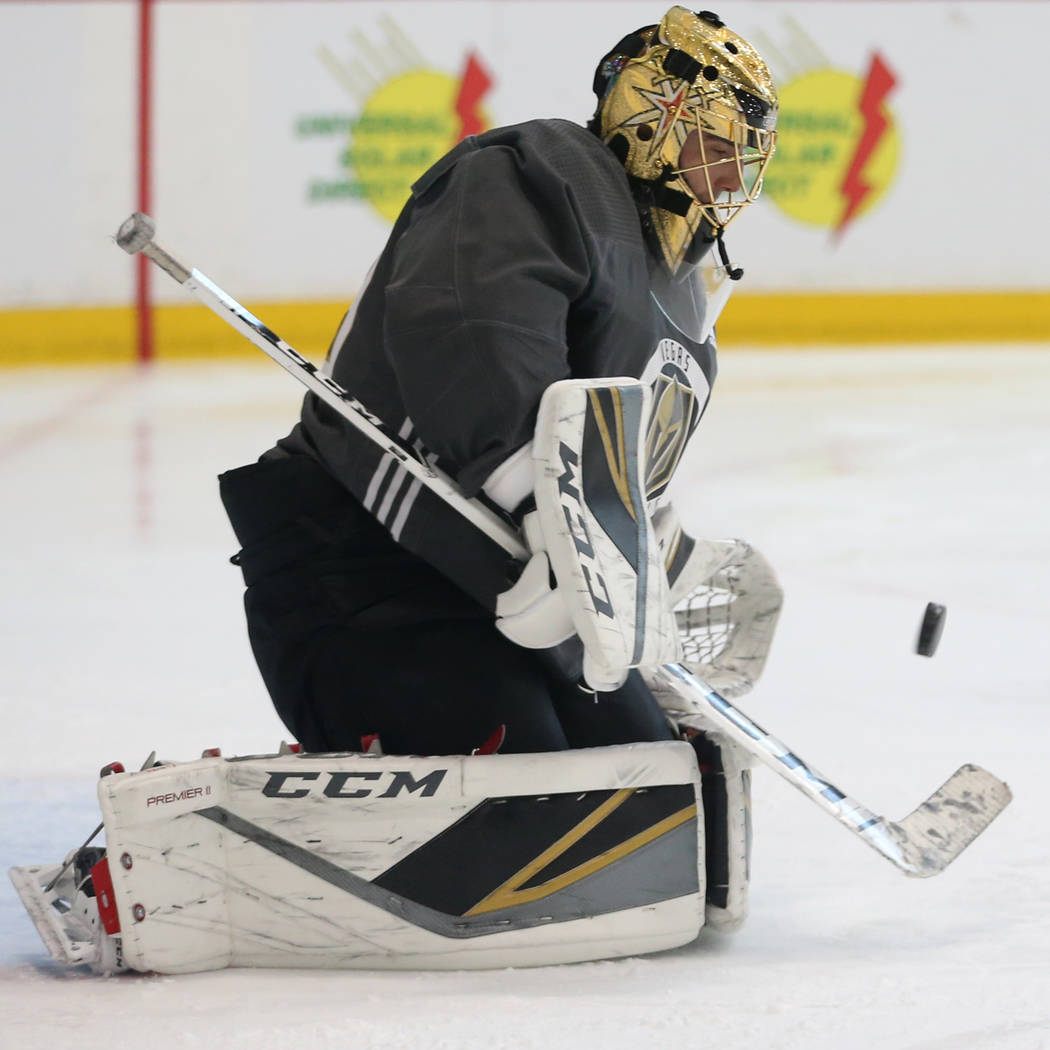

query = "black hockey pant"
[[219, 454, 675, 756]]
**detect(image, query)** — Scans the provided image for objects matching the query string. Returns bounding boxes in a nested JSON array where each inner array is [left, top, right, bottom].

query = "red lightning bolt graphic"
[[837, 52, 896, 236], [454, 51, 493, 142], [655, 85, 688, 134]]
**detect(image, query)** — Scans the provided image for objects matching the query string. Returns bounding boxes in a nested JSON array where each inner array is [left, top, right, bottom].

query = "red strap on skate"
[[472, 724, 506, 755], [90, 857, 121, 935]]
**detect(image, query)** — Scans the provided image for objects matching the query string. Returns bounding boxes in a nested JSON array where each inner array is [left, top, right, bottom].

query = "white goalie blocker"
[[496, 378, 682, 691], [10, 742, 706, 975]]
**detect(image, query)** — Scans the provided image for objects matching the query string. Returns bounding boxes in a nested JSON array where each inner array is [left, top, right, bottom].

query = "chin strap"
[[716, 228, 744, 281], [625, 171, 693, 217], [627, 170, 744, 282]]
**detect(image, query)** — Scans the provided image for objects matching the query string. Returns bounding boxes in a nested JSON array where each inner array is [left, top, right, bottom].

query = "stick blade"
[[885, 764, 1012, 878]]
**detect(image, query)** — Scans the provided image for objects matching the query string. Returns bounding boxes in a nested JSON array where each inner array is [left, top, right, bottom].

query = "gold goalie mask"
[[592, 7, 778, 275]]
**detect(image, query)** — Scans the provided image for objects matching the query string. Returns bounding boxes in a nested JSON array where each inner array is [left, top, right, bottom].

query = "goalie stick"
[[115, 214, 527, 563], [115, 211, 1011, 878]]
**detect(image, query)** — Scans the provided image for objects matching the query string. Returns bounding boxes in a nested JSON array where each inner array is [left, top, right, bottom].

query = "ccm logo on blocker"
[[261, 769, 448, 799]]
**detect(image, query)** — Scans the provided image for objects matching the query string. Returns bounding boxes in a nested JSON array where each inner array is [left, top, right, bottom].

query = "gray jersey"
[[270, 119, 716, 609]]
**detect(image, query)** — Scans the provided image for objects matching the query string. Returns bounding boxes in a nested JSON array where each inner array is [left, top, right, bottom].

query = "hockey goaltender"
[[9, 7, 1010, 975], [217, 3, 779, 966]]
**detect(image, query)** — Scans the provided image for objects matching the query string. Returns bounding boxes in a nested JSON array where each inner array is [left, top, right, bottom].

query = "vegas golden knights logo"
[[645, 365, 701, 499]]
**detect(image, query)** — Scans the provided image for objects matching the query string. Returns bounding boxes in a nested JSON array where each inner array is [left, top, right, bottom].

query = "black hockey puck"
[[916, 602, 946, 657]]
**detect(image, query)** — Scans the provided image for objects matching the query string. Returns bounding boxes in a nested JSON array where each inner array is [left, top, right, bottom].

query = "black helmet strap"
[[626, 171, 693, 218]]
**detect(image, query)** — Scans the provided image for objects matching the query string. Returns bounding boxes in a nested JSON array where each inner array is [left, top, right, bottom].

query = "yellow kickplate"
[[3, 291, 1048, 368]]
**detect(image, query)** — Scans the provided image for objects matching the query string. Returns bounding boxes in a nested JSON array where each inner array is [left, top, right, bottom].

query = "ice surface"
[[1, 349, 1047, 1049]]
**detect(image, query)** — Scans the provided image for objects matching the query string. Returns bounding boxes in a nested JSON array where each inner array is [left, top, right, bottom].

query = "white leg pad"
[[66, 742, 706, 973]]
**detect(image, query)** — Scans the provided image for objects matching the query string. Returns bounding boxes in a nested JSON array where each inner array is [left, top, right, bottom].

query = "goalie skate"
[[10, 847, 126, 973]]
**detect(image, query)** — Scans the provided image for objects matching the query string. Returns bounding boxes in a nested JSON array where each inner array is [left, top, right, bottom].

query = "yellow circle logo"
[[763, 55, 899, 234], [347, 60, 492, 223]]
